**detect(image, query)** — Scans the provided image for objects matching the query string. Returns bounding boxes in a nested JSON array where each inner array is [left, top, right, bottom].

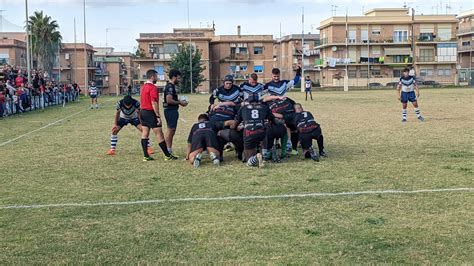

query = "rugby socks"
[[159, 141, 171, 157], [291, 132, 299, 150], [168, 148, 173, 154], [247, 155, 259, 167], [141, 139, 149, 157], [402, 109, 407, 120], [317, 135, 324, 153], [281, 134, 288, 158], [414, 108, 421, 118], [110, 135, 118, 150], [147, 140, 151, 147]]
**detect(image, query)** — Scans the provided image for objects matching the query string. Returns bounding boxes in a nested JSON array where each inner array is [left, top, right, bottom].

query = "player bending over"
[[106, 95, 153, 156], [397, 68, 424, 122], [232, 93, 280, 168], [186, 113, 233, 168], [292, 103, 327, 161]]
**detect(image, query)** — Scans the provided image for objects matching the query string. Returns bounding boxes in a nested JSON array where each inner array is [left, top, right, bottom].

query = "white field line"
[[179, 118, 187, 123], [0, 187, 472, 210], [0, 98, 116, 147]]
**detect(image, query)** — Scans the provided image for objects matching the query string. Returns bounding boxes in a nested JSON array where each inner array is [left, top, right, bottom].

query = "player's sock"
[[291, 133, 299, 150], [141, 138, 149, 157], [402, 109, 407, 121], [247, 155, 258, 167], [414, 108, 421, 118], [281, 134, 288, 158], [147, 140, 151, 147], [159, 141, 171, 157], [209, 152, 220, 166], [110, 134, 118, 150], [168, 148, 173, 154]]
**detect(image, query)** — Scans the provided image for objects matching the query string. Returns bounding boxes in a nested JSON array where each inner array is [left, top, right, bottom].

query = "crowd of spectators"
[[0, 65, 81, 118]]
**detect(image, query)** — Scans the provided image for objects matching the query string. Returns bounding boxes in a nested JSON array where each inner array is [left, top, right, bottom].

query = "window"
[[254, 47, 263, 55], [348, 70, 357, 78], [462, 41, 471, 46], [438, 68, 451, 76], [359, 70, 368, 78], [437, 24, 452, 41], [420, 69, 434, 76], [65, 53, 70, 60], [254, 65, 264, 73], [372, 26, 381, 36], [437, 43, 457, 62], [239, 47, 248, 54], [419, 49, 434, 62], [371, 70, 381, 76], [164, 43, 178, 54], [393, 69, 402, 77], [393, 30, 408, 43], [361, 29, 369, 42], [393, 55, 409, 63], [348, 47, 357, 63], [349, 30, 356, 43], [240, 65, 248, 71]]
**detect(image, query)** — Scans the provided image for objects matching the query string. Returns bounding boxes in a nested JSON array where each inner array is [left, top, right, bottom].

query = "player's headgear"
[[224, 75, 234, 82]]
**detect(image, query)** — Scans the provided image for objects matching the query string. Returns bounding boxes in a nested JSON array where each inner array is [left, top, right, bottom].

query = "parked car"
[[369, 82, 382, 89]]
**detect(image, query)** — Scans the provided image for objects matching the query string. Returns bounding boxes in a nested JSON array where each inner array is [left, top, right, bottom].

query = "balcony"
[[458, 43, 474, 52], [457, 27, 474, 36], [417, 34, 457, 44], [223, 53, 250, 62], [95, 70, 109, 76]]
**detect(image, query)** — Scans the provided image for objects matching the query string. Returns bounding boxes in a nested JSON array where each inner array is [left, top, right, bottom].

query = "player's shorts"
[[191, 131, 219, 152], [243, 128, 266, 150], [140, 110, 160, 128], [283, 113, 297, 131], [299, 126, 322, 150], [267, 123, 287, 139], [90, 95, 97, 99], [401, 91, 417, 103], [164, 109, 179, 129], [117, 117, 140, 128], [305, 87, 312, 92]]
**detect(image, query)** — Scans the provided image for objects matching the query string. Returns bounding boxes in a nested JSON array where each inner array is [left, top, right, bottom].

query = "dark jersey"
[[163, 81, 179, 110], [187, 121, 223, 143], [209, 85, 241, 105], [117, 98, 140, 119], [240, 82, 265, 101], [267, 97, 296, 116], [235, 103, 276, 131], [291, 111, 320, 134]]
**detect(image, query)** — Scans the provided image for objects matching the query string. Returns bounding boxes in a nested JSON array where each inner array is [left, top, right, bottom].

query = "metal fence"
[[0, 90, 79, 118]]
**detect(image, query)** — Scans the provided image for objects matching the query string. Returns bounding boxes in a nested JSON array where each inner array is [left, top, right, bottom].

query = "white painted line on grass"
[[1, 187, 472, 210], [0, 98, 116, 147], [180, 118, 187, 123]]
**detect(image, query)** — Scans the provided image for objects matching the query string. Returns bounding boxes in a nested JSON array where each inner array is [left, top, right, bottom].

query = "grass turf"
[[0, 88, 473, 263]]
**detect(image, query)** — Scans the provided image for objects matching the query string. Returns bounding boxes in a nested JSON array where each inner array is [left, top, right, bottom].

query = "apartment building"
[[0, 32, 27, 68], [316, 8, 458, 87], [457, 10, 474, 86], [52, 43, 95, 90], [210, 26, 274, 89], [135, 28, 213, 92], [94, 47, 135, 95], [275, 34, 321, 84]]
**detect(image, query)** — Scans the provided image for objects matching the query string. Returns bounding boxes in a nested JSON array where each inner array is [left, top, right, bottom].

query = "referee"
[[139, 69, 177, 161], [163, 69, 188, 157]]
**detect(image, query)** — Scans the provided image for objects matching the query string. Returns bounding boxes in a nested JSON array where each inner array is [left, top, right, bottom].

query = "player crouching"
[[186, 113, 226, 168], [292, 103, 327, 161], [106, 95, 153, 156]]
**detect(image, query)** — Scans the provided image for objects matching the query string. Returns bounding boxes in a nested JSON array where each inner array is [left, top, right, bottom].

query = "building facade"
[[135, 28, 213, 92], [275, 34, 321, 85], [457, 10, 474, 86], [94, 47, 135, 95], [210, 27, 274, 89], [0, 32, 27, 68], [53, 43, 96, 90], [316, 8, 458, 87]]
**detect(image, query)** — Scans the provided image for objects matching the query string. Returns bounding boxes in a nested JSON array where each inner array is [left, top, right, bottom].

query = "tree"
[[168, 45, 206, 93], [28, 11, 62, 73]]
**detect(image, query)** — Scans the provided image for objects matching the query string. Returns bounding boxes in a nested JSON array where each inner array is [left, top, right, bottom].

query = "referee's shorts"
[[140, 110, 161, 128]]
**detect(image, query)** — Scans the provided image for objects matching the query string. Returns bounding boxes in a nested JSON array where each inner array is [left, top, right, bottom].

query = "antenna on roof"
[[331, 5, 338, 16]]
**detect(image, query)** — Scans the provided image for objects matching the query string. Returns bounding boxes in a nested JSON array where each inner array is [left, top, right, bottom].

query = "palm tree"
[[28, 11, 62, 73]]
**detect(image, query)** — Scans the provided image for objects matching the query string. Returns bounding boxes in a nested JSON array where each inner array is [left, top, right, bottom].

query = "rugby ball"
[[180, 96, 189, 103]]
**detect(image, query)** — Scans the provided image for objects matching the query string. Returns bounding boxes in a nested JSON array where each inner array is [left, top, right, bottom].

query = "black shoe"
[[319, 151, 327, 157]]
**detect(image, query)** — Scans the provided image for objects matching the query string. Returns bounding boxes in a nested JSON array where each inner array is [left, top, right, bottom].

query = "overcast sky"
[[0, 0, 472, 52]]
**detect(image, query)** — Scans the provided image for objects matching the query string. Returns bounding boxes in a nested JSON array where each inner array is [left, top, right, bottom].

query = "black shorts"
[[267, 123, 287, 139], [299, 127, 322, 150], [140, 110, 160, 128], [164, 109, 179, 129], [283, 113, 297, 131], [243, 128, 266, 150], [90, 95, 97, 99], [117, 117, 140, 128], [191, 131, 219, 152]]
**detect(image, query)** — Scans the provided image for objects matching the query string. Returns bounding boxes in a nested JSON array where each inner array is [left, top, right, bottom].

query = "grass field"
[[0, 88, 473, 264]]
